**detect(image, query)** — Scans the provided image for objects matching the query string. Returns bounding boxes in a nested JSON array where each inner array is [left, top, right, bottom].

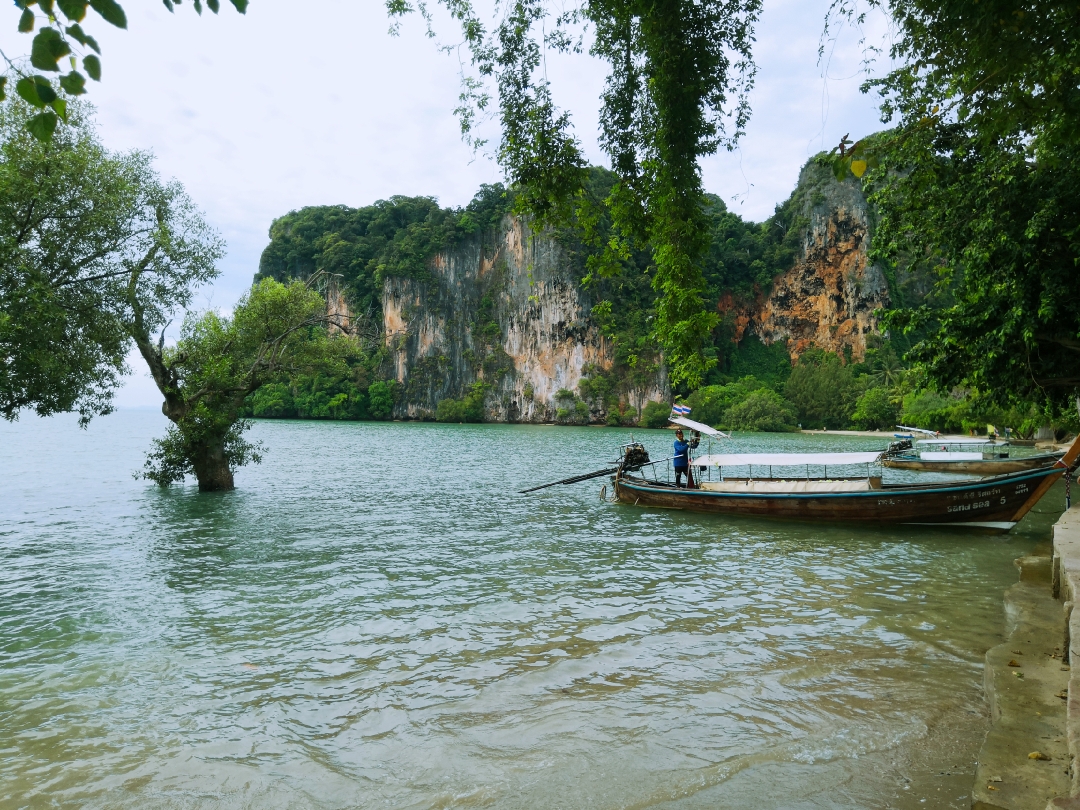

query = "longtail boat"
[[881, 437, 1063, 475], [611, 434, 1080, 533]]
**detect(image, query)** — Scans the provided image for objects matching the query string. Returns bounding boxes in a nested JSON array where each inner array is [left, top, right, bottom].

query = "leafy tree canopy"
[[137, 277, 348, 490], [256, 186, 514, 315], [836, 0, 1080, 417], [0, 97, 222, 424]]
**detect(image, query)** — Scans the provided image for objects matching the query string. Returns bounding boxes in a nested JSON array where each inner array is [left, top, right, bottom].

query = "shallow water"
[[0, 412, 1066, 809]]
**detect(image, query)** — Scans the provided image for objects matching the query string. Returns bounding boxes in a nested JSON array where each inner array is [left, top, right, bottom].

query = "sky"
[[3, 0, 895, 407]]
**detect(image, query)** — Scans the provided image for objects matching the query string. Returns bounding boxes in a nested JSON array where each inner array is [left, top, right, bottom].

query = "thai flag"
[[671, 404, 691, 416]]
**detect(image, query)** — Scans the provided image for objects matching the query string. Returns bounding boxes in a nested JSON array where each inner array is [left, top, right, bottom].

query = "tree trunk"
[[191, 439, 235, 492]]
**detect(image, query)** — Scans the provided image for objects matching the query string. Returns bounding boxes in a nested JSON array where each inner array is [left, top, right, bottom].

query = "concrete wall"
[[1052, 504, 1080, 808]]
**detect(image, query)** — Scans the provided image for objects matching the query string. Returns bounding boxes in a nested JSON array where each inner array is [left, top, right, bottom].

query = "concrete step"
[[973, 555, 1071, 809]]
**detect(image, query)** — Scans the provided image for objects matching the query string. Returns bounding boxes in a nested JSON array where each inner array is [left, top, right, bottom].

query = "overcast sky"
[[4, 0, 894, 407]]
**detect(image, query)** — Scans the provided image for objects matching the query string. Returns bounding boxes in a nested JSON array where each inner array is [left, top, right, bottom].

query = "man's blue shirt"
[[673, 438, 690, 468]]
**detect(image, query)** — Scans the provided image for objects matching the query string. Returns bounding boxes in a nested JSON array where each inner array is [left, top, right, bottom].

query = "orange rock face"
[[721, 163, 890, 364]]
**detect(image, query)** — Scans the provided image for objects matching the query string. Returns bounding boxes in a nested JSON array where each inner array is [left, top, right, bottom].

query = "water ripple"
[[0, 412, 1059, 809]]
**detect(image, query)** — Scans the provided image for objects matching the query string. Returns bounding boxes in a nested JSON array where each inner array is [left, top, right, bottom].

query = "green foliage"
[[140, 415, 261, 488], [897, 389, 992, 434], [367, 380, 395, 420], [722, 389, 798, 432], [683, 377, 768, 427], [721, 335, 792, 387], [0, 97, 222, 425], [390, 0, 762, 388], [249, 382, 294, 419], [553, 387, 591, 425], [783, 349, 865, 430], [640, 400, 671, 429], [435, 381, 488, 423], [702, 195, 803, 302], [5, 0, 247, 141], [849, 0, 1080, 415], [256, 185, 513, 317], [136, 278, 340, 490], [851, 387, 898, 431]]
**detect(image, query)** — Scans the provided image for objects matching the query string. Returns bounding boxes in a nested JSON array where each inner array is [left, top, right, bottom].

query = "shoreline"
[[974, 501, 1080, 809]]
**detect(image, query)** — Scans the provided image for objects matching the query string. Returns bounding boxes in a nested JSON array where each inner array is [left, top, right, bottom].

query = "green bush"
[[367, 381, 395, 420], [851, 387, 899, 430], [249, 382, 295, 418], [722, 389, 798, 432], [435, 382, 488, 423], [684, 376, 769, 426], [783, 349, 864, 429], [640, 400, 671, 428], [725, 337, 792, 387]]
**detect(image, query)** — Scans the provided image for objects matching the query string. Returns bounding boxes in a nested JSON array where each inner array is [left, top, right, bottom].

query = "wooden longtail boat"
[[882, 437, 1063, 475], [612, 435, 1080, 533]]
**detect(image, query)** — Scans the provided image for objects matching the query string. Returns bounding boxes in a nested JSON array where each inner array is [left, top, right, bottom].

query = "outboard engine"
[[621, 443, 650, 472], [886, 439, 913, 457]]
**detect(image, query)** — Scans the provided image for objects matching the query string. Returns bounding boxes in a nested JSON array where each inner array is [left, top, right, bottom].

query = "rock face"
[[383, 217, 666, 421], [719, 162, 890, 362], [372, 159, 886, 421]]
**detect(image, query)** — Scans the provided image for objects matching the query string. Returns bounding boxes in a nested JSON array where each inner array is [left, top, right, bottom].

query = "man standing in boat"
[[673, 429, 699, 488]]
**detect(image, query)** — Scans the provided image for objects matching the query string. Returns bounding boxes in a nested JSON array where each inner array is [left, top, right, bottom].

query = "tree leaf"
[[15, 77, 44, 107], [83, 54, 101, 80], [88, 0, 127, 28], [850, 160, 868, 178], [18, 8, 35, 33], [207, 0, 220, 12], [50, 97, 68, 122], [59, 70, 87, 95], [30, 28, 71, 72], [65, 23, 100, 52], [192, 0, 203, 14], [26, 111, 59, 142], [162, 0, 175, 10], [832, 157, 848, 182], [229, 0, 248, 11], [33, 76, 58, 103], [57, 0, 89, 21], [0, 76, 7, 103], [38, 0, 57, 16]]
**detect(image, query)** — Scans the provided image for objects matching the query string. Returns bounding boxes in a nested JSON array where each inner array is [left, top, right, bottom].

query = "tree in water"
[[134, 277, 344, 491], [388, 0, 761, 388]]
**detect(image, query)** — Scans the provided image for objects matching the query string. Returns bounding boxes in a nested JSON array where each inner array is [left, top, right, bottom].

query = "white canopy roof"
[[896, 425, 939, 437], [669, 416, 729, 438], [693, 452, 882, 467], [915, 437, 1005, 446]]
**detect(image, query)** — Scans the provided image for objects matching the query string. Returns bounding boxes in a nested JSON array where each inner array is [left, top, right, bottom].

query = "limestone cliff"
[[719, 161, 890, 363], [383, 218, 666, 422]]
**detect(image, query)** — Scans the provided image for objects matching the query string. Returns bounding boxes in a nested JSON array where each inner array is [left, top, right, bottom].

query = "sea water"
[[0, 411, 1065, 808]]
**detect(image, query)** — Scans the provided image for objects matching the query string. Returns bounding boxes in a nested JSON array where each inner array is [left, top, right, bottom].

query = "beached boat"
[[882, 437, 1063, 475], [612, 435, 1080, 533]]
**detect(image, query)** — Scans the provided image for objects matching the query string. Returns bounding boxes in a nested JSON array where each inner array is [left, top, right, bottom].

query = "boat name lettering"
[[1015, 483, 1029, 495], [948, 501, 990, 513]]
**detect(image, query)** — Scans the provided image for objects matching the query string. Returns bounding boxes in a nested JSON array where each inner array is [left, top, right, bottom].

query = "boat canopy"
[[915, 437, 1006, 446], [692, 452, 883, 467], [896, 424, 939, 437], [669, 416, 729, 438], [919, 451, 985, 460]]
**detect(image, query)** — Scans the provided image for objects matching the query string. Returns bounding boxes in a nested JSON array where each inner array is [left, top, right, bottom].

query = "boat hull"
[[882, 453, 1063, 475], [614, 465, 1065, 532]]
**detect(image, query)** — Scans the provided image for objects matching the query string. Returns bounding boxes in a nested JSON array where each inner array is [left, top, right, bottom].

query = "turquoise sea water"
[[0, 411, 1066, 808]]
